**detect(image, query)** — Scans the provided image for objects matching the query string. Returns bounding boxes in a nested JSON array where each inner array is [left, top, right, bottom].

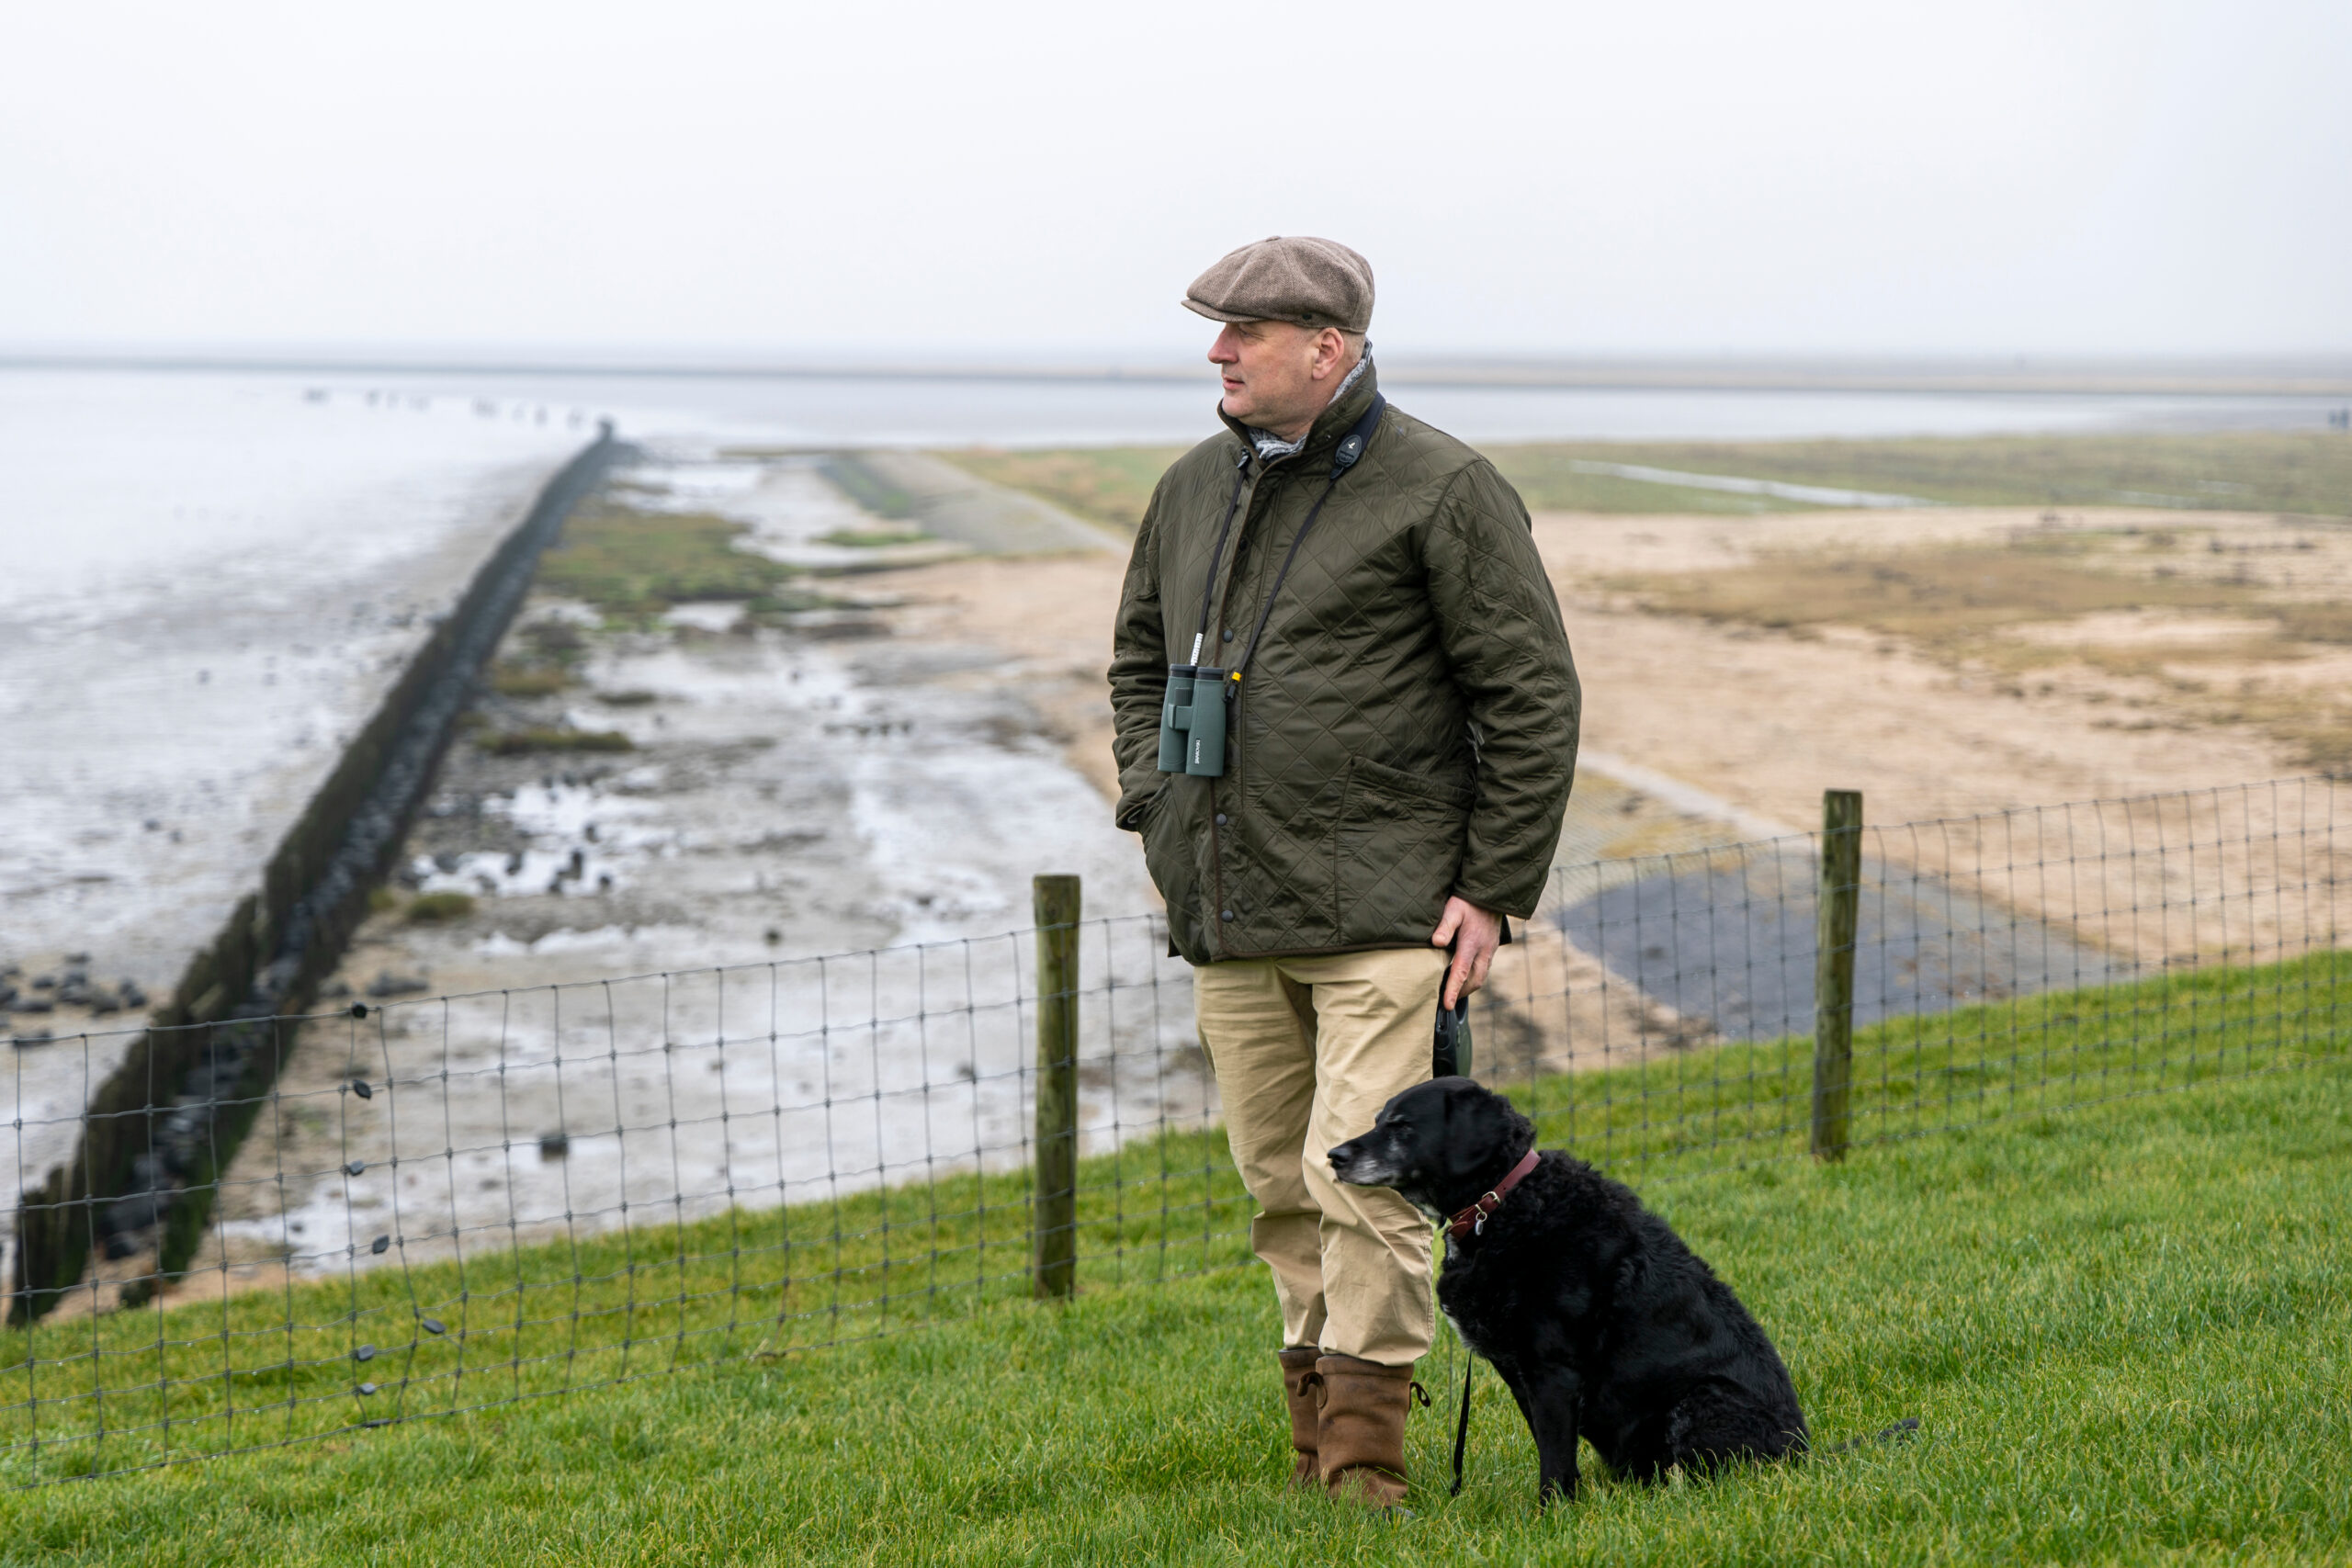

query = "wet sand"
[[0, 379, 590, 1289], [0, 377, 587, 985], [174, 451, 1202, 1290]]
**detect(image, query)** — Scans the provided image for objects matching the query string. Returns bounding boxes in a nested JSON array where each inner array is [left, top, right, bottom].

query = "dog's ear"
[[1500, 1096, 1536, 1160], [1440, 1081, 1532, 1188]]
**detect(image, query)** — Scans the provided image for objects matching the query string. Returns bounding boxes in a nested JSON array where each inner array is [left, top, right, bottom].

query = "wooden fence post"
[[1811, 790, 1863, 1163], [1033, 874, 1081, 1299]]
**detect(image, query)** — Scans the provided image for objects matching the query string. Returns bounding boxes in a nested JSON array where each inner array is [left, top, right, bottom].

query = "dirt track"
[[868, 505, 2335, 831], [873, 503, 2352, 976]]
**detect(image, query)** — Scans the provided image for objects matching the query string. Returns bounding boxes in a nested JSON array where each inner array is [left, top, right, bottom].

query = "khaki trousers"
[[1193, 946, 1443, 1367]]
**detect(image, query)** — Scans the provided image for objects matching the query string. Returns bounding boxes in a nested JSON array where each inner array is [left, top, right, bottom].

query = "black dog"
[[1329, 1077, 1807, 1503]]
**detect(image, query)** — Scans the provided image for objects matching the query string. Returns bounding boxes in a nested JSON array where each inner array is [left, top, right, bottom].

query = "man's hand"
[[1430, 896, 1503, 1010]]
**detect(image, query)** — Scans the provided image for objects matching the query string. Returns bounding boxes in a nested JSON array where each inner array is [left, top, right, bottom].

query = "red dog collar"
[[1445, 1149, 1541, 1238]]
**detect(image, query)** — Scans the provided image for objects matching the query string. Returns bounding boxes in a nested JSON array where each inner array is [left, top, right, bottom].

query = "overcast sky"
[[4, 0, 2346, 360]]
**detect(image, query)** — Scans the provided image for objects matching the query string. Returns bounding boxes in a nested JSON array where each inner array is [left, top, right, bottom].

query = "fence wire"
[[2, 775, 2346, 1485]]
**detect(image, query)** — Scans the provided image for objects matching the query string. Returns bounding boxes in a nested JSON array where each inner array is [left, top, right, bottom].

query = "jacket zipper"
[[1205, 453, 1292, 958]]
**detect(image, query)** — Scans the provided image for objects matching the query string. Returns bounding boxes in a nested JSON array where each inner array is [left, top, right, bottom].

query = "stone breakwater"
[[8, 434, 623, 1321]]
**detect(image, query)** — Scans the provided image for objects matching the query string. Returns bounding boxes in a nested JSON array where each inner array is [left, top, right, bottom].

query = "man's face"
[[1208, 320, 1335, 436]]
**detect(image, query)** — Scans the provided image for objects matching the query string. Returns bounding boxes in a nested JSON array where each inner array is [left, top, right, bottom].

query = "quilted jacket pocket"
[[1333, 757, 1473, 946], [1138, 782, 1207, 956]]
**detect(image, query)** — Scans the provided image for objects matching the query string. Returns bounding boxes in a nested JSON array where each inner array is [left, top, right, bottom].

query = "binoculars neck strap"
[[1190, 454, 1253, 664], [1232, 395, 1386, 684], [1184, 393, 1389, 686]]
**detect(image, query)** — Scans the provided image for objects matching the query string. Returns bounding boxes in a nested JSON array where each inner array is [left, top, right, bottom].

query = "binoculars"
[[1157, 664, 1231, 777]]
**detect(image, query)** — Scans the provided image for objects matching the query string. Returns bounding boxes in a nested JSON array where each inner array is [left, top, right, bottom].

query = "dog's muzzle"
[[1326, 1139, 1398, 1188]]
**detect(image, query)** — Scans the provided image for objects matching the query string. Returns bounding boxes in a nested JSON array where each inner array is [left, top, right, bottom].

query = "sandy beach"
[[876, 502, 2348, 835]]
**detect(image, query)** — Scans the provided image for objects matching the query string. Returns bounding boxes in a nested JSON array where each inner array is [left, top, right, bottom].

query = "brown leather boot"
[[1314, 1354, 1419, 1508], [1277, 1347, 1322, 1486]]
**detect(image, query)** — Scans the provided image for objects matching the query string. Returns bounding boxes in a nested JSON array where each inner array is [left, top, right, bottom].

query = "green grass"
[[1488, 461, 1818, 514], [936, 446, 1191, 533], [815, 527, 932, 549], [3, 954, 2346, 1561], [936, 433, 2352, 525], [1490, 433, 2352, 518], [401, 892, 476, 924], [816, 456, 917, 522], [485, 664, 570, 698], [537, 502, 818, 616], [473, 727, 635, 756]]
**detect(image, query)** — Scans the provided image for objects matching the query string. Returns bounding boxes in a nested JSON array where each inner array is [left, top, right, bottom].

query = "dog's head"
[[1328, 1077, 1536, 1220]]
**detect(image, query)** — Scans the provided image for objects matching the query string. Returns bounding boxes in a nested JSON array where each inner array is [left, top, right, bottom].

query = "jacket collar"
[[1219, 358, 1383, 471]]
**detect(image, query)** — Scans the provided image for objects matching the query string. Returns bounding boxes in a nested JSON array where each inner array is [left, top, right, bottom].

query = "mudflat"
[[148, 468, 2352, 1304]]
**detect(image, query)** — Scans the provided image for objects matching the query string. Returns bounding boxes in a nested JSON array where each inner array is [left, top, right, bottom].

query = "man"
[[1108, 236, 1579, 1507]]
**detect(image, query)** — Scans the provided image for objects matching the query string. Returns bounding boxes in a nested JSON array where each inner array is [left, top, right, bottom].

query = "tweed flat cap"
[[1182, 236, 1374, 333]]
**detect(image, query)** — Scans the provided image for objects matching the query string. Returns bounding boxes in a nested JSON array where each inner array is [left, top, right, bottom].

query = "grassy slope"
[[937, 446, 1190, 534], [0, 957, 2346, 1562], [1487, 433, 2352, 518], [934, 444, 1795, 526], [3, 1061, 2344, 1563], [935, 433, 2352, 527]]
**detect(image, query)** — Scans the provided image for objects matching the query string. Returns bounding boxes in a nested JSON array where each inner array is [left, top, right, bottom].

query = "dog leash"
[[1441, 1148, 1541, 1496], [1450, 1354, 1475, 1497]]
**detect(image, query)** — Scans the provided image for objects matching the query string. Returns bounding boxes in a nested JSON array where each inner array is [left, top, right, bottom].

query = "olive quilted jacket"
[[1108, 365, 1579, 964]]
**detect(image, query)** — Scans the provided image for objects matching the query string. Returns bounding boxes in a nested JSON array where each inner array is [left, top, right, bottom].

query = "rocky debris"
[[11, 1029, 54, 1048], [366, 970, 430, 998], [0, 963, 145, 1017], [101, 1189, 169, 1258], [538, 1131, 569, 1159]]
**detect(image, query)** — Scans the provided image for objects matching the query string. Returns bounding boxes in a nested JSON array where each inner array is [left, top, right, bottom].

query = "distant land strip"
[[6, 353, 2352, 399], [1566, 459, 1929, 509], [941, 431, 2352, 529]]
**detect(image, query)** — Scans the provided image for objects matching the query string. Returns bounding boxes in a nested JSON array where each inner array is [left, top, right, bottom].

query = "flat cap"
[[1182, 236, 1374, 334]]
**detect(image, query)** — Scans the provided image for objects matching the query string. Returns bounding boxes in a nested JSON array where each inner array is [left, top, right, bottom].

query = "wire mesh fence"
[[3, 774, 2346, 1485]]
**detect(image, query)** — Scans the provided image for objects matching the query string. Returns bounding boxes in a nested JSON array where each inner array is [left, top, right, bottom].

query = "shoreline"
[[23, 423, 2351, 1314], [6, 438, 619, 1319], [11, 353, 2352, 400]]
